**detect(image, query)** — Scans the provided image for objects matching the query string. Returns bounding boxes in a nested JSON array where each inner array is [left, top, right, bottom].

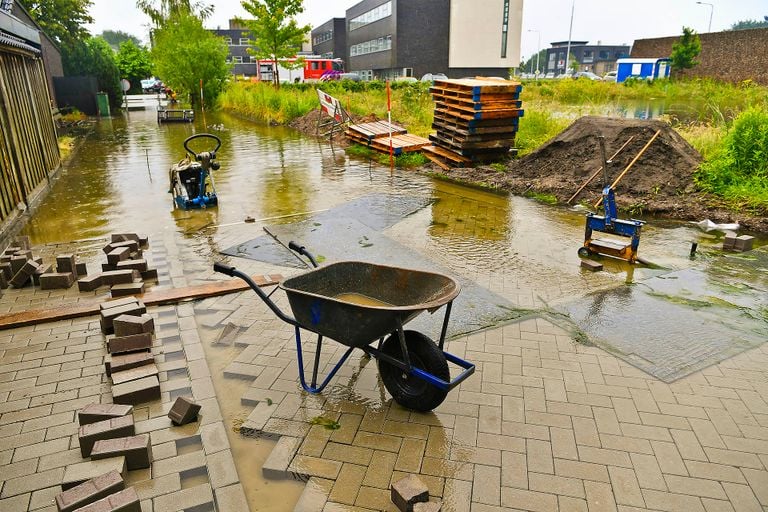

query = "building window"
[[350, 1, 392, 31], [233, 56, 243, 63], [313, 30, 333, 46], [599, 50, 609, 59], [350, 35, 392, 57], [249, 56, 258, 63], [583, 50, 593, 63], [500, 0, 509, 58], [224, 37, 232, 45], [239, 38, 249, 46], [615, 51, 627, 59]]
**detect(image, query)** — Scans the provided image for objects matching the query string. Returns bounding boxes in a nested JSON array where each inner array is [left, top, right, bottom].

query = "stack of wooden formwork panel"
[[424, 78, 524, 168]]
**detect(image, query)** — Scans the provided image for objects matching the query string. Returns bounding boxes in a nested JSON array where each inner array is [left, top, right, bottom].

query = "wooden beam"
[[0, 274, 283, 330]]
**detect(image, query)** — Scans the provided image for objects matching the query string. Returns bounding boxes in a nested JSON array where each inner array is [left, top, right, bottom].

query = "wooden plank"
[[422, 144, 472, 164], [0, 274, 283, 330], [432, 78, 522, 95]]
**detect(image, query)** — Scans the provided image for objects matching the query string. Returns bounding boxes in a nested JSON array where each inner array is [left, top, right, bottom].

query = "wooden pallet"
[[346, 121, 407, 142], [429, 87, 520, 103], [431, 122, 517, 143], [431, 91, 522, 110], [432, 78, 523, 95], [429, 133, 514, 152], [432, 119, 518, 137], [435, 104, 524, 120], [433, 112, 520, 130]]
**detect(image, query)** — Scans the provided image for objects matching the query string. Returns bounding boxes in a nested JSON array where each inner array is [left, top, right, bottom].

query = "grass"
[[57, 136, 76, 161], [345, 143, 429, 168]]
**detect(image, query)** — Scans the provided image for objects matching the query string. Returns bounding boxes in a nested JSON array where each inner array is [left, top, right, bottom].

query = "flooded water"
[[18, 108, 767, 509]]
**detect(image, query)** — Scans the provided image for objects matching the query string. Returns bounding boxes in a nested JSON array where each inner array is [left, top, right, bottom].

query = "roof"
[[616, 58, 670, 64], [549, 40, 589, 47], [0, 28, 39, 54]]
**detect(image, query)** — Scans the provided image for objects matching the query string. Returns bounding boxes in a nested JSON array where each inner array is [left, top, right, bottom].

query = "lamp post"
[[528, 29, 541, 77], [564, 0, 575, 76], [696, 1, 713, 32]]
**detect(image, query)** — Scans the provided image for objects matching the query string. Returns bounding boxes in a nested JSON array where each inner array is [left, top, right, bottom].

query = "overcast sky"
[[87, 0, 767, 60]]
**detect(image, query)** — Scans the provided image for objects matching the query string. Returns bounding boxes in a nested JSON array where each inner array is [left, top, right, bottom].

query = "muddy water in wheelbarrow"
[[16, 109, 768, 511]]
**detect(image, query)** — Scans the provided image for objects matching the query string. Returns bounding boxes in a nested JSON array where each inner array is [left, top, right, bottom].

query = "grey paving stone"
[[54, 470, 125, 512], [111, 364, 159, 386], [206, 449, 238, 489], [1, 467, 65, 498], [152, 483, 213, 512], [73, 486, 140, 512], [78, 414, 136, 457], [213, 484, 248, 512], [91, 434, 152, 470], [152, 450, 207, 477], [112, 376, 161, 405], [61, 457, 127, 490]]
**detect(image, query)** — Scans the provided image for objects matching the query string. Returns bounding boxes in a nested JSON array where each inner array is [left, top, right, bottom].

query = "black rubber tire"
[[378, 330, 450, 412], [578, 246, 591, 258]]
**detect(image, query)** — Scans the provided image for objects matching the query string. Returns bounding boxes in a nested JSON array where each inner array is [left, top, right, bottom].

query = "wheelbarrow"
[[213, 242, 475, 411]]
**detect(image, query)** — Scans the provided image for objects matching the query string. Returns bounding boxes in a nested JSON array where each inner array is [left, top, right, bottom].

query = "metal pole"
[[564, 0, 575, 76], [527, 29, 541, 76], [697, 2, 713, 32]]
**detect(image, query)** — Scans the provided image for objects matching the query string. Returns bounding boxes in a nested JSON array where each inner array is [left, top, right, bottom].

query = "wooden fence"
[[0, 44, 60, 226]]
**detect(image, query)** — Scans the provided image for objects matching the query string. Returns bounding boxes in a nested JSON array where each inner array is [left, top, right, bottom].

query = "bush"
[[696, 107, 768, 209]]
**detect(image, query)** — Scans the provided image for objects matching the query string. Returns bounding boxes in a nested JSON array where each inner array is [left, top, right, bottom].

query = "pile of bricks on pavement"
[[51, 298, 202, 511], [78, 233, 159, 297], [0, 235, 87, 290], [391, 474, 442, 512]]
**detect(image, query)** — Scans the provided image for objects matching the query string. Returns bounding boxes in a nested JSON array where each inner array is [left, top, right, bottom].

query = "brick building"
[[545, 41, 629, 76]]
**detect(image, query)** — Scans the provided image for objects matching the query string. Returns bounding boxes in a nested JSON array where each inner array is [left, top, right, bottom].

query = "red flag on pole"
[[386, 80, 393, 170]]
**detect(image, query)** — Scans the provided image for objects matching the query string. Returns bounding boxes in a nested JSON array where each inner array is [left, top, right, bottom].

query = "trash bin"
[[96, 92, 110, 117]]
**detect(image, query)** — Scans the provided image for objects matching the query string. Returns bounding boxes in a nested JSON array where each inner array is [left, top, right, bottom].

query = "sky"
[[87, 0, 768, 61]]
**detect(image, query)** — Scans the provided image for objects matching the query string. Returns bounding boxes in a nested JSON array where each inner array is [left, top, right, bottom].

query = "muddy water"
[[18, 108, 766, 510]]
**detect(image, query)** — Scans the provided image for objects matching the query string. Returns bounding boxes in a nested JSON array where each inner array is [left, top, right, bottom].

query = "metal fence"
[[0, 45, 60, 226]]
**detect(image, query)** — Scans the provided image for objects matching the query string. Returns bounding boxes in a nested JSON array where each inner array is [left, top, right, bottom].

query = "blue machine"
[[616, 58, 671, 83], [580, 136, 644, 264], [169, 134, 221, 209]]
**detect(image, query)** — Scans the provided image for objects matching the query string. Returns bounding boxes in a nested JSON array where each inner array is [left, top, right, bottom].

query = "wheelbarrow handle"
[[288, 240, 319, 268], [212, 262, 299, 327]]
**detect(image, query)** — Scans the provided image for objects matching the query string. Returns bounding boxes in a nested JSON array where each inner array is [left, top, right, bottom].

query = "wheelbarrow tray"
[[280, 261, 460, 348]]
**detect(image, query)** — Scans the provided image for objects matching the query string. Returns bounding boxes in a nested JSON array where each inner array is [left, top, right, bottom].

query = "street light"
[[564, 0, 575, 76], [528, 29, 541, 76], [696, 1, 713, 32]]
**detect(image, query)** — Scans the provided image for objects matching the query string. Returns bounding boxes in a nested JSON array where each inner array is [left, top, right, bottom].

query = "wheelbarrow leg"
[[294, 326, 355, 394], [311, 335, 323, 388]]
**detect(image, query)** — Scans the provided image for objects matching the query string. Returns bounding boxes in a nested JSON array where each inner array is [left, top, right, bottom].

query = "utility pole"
[[564, 0, 575, 76], [528, 29, 541, 76], [696, 1, 713, 32]]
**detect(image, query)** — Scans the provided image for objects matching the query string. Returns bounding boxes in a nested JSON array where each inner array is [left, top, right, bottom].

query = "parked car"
[[141, 78, 163, 93], [395, 76, 418, 83], [573, 71, 602, 81], [421, 72, 448, 82], [603, 71, 617, 82]]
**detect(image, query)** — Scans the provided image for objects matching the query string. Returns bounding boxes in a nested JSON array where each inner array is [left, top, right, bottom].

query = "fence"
[[0, 44, 60, 228]]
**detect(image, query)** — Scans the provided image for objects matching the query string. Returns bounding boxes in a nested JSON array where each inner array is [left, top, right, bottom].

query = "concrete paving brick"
[[642, 489, 706, 512], [352, 431, 403, 453], [39, 272, 75, 290], [112, 376, 160, 405], [200, 421, 229, 455], [1, 467, 65, 498], [501, 487, 557, 511], [107, 333, 152, 355], [74, 487, 140, 512], [132, 473, 180, 500], [61, 457, 127, 490], [206, 449, 238, 488], [684, 460, 747, 484], [550, 427, 578, 460], [78, 415, 135, 457], [106, 352, 155, 377], [12, 436, 70, 462], [29, 485, 59, 510], [529, 472, 585, 499], [527, 439, 553, 474], [651, 440, 688, 476], [111, 364, 159, 386], [214, 483, 248, 512], [554, 459, 610, 483], [54, 470, 125, 512], [0, 457, 39, 482], [152, 483, 213, 512], [91, 435, 152, 470], [152, 450, 206, 477], [289, 455, 343, 480], [584, 480, 618, 512], [294, 477, 333, 512], [328, 463, 366, 506], [0, 493, 31, 512]]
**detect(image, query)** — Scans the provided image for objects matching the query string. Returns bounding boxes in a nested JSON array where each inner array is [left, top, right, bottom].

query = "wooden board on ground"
[[422, 144, 471, 164], [369, 133, 431, 155], [346, 121, 407, 142], [0, 274, 282, 330]]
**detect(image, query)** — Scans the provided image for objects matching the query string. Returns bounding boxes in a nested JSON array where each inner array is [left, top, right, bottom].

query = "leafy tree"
[[101, 30, 142, 49], [730, 19, 768, 31], [136, 0, 214, 27], [63, 37, 122, 107], [151, 13, 229, 107], [670, 27, 701, 75], [24, 0, 93, 49], [238, 0, 311, 88], [522, 49, 547, 75], [116, 41, 153, 93]]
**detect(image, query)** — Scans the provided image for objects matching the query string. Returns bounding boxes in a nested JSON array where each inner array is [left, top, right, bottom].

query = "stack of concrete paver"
[[100, 297, 161, 405], [0, 235, 88, 290], [391, 474, 442, 512], [78, 233, 158, 296], [723, 232, 755, 252]]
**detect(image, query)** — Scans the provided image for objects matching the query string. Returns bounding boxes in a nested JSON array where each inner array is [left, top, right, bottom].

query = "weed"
[[490, 163, 508, 172], [524, 190, 558, 205]]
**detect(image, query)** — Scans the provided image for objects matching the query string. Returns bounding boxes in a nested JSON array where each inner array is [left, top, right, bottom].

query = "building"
[[212, 20, 258, 77], [315, 0, 523, 80], [545, 41, 629, 76], [311, 18, 346, 61]]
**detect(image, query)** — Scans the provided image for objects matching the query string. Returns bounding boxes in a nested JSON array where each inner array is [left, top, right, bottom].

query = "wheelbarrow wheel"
[[378, 330, 449, 412]]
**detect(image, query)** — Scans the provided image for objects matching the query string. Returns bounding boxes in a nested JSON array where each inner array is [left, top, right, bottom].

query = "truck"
[[256, 56, 344, 83]]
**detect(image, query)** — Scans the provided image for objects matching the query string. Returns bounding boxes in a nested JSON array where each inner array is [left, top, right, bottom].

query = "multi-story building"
[[311, 18, 346, 61], [314, 0, 523, 80], [545, 41, 629, 76], [212, 20, 258, 77]]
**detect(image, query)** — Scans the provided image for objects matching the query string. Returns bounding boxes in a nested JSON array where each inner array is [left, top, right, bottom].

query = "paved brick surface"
[[3, 229, 768, 512]]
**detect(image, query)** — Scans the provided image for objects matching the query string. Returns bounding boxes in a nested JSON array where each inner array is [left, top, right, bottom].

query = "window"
[[311, 61, 320, 70], [233, 56, 243, 63], [500, 0, 509, 58], [583, 50, 593, 63], [313, 30, 333, 45], [350, 1, 392, 31], [249, 56, 258, 63], [224, 37, 232, 45], [599, 50, 609, 59], [239, 38, 249, 46], [349, 35, 392, 57]]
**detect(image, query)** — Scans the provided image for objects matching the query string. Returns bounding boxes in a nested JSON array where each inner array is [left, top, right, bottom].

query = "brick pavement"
[[3, 224, 768, 512]]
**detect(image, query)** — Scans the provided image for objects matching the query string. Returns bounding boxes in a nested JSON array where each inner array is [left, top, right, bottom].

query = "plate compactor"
[[169, 133, 221, 210], [579, 136, 644, 264]]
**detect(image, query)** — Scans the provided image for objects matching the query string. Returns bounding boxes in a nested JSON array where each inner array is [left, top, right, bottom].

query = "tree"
[[63, 37, 122, 107], [730, 19, 768, 31], [238, 0, 311, 88], [116, 41, 153, 93], [24, 0, 94, 49], [151, 13, 230, 107], [522, 49, 547, 75], [670, 27, 701, 75], [101, 30, 142, 49], [136, 0, 214, 28]]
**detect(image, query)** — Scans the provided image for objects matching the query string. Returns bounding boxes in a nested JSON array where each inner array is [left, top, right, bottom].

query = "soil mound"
[[512, 116, 701, 201]]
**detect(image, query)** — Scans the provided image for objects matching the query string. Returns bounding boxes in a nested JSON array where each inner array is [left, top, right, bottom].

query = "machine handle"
[[213, 262, 236, 277]]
